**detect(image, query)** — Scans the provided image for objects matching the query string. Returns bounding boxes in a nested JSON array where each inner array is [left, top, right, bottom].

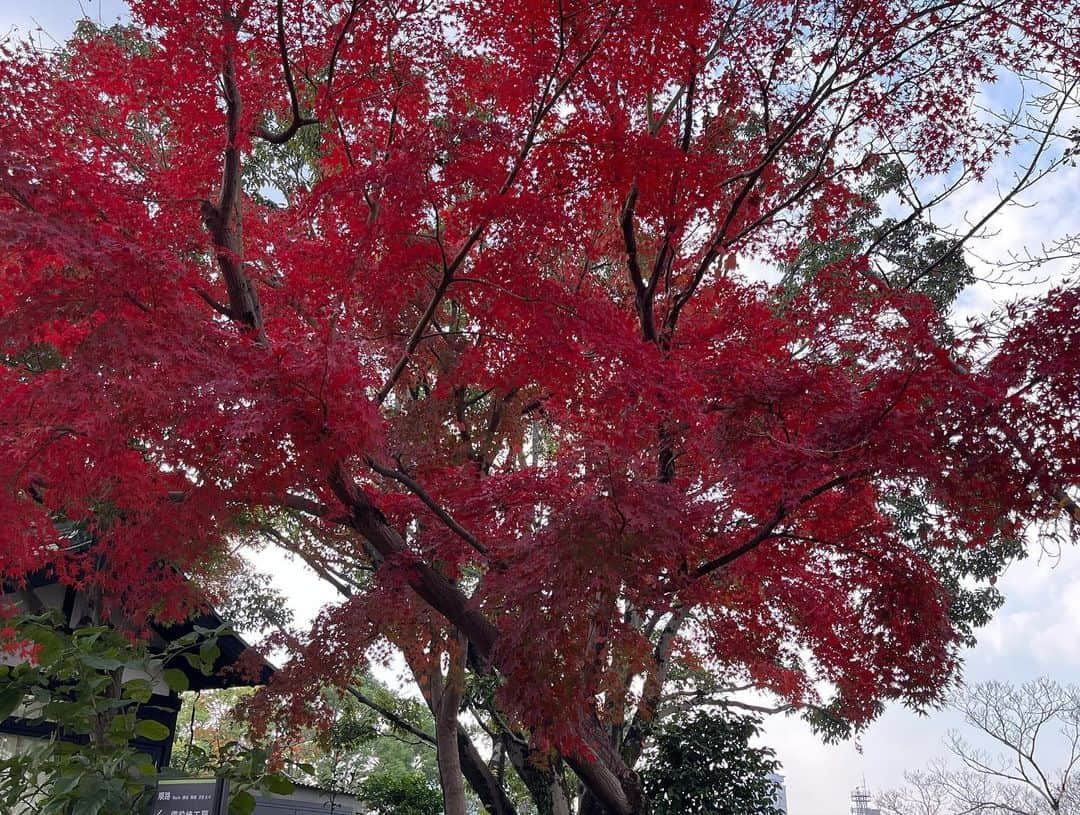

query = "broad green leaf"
[[163, 668, 190, 693], [264, 773, 295, 795], [31, 629, 64, 664], [122, 677, 154, 703], [199, 642, 221, 671], [108, 712, 136, 739], [182, 652, 209, 673], [71, 787, 106, 815], [80, 654, 126, 671], [230, 789, 257, 815], [0, 687, 24, 721], [49, 773, 82, 797], [133, 719, 171, 741]]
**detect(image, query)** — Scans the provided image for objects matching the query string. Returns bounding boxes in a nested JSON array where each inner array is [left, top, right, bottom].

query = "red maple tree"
[[2, 1, 1080, 812]]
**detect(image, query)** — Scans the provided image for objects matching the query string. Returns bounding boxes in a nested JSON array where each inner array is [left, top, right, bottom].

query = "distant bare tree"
[[880, 679, 1080, 815]]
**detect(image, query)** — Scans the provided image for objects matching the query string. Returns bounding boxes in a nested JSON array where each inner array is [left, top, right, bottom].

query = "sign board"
[[154, 777, 227, 815]]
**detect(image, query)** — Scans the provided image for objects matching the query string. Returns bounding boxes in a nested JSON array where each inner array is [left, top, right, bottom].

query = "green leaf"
[[30, 685, 52, 706], [122, 677, 154, 703], [49, 773, 82, 797], [73, 628, 104, 646], [71, 787, 106, 815], [199, 642, 221, 668], [182, 652, 209, 673], [0, 686, 24, 721], [40, 797, 71, 815], [230, 789, 257, 815], [108, 713, 136, 739], [133, 719, 171, 741], [80, 654, 126, 671], [163, 668, 190, 693], [264, 773, 295, 795], [31, 629, 64, 664]]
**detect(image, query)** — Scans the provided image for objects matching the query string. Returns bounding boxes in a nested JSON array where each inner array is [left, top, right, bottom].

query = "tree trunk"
[[330, 465, 640, 815], [436, 634, 468, 815], [502, 731, 573, 815]]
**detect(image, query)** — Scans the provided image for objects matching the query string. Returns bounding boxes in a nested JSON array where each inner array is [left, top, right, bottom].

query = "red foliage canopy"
[[2, 1, 1080, 811]]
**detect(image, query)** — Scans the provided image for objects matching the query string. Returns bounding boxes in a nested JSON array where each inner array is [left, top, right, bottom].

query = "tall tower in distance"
[[851, 784, 881, 815]]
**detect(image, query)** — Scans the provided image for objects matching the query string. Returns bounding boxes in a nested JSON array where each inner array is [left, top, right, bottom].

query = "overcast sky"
[[3, 3, 1079, 815]]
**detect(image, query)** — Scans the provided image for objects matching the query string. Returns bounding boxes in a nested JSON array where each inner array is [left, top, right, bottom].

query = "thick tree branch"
[[326, 0, 362, 93], [621, 606, 688, 767], [345, 686, 436, 745], [692, 470, 870, 579], [201, 28, 266, 343], [365, 456, 489, 556], [457, 726, 520, 815], [255, 0, 319, 144]]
